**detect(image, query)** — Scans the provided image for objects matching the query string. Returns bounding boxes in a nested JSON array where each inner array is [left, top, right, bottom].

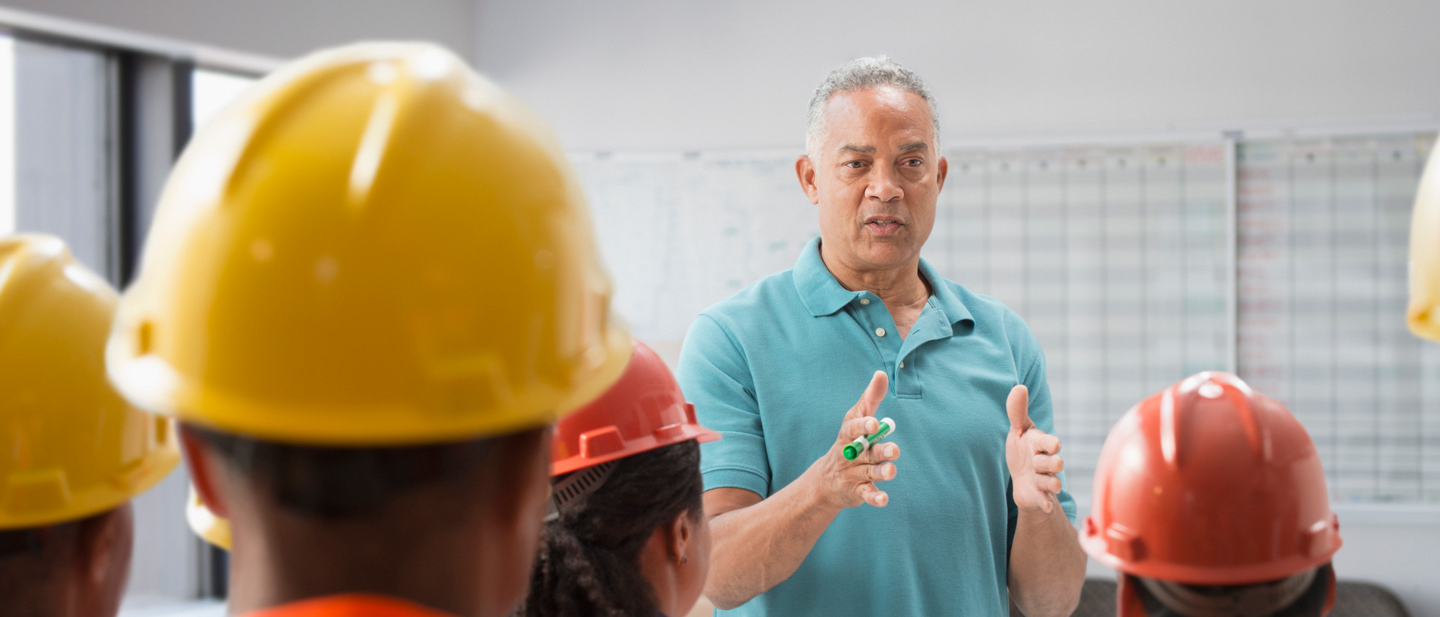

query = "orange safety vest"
[[242, 594, 460, 617]]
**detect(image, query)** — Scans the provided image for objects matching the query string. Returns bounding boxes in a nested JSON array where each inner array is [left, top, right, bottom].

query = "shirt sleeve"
[[676, 313, 771, 498]]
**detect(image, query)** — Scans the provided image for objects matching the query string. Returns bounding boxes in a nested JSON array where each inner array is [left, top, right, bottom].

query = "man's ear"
[[667, 510, 695, 562], [178, 425, 229, 518], [83, 504, 133, 585], [795, 155, 820, 205], [936, 155, 948, 192], [69, 504, 134, 617]]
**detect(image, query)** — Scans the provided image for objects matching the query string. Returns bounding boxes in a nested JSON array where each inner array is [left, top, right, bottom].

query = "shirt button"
[[899, 361, 905, 368], [860, 298, 870, 305], [875, 327, 886, 337]]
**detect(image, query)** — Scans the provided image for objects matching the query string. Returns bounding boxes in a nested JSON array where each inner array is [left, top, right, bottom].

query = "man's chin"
[[855, 245, 919, 271]]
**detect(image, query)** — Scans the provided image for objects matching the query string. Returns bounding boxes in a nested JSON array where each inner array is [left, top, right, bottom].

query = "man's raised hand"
[[1005, 385, 1064, 514]]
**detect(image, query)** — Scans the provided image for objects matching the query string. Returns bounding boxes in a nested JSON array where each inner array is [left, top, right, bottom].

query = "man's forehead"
[[822, 86, 934, 147], [824, 85, 928, 117]]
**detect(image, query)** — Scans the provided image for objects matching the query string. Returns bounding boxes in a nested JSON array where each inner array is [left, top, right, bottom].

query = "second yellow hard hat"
[[0, 234, 179, 529]]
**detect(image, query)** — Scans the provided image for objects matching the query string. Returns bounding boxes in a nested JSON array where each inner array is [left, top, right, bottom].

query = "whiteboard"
[[571, 133, 1439, 507], [571, 151, 820, 362]]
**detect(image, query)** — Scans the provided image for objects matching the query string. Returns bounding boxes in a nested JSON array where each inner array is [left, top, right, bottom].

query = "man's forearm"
[[1008, 503, 1086, 617], [705, 469, 842, 609]]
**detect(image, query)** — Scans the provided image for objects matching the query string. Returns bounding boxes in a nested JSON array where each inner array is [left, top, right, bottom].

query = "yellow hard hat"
[[107, 42, 630, 445], [186, 486, 231, 550], [1411, 137, 1440, 341], [0, 234, 180, 529]]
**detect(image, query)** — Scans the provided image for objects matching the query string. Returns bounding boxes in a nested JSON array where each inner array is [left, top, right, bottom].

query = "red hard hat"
[[1082, 372, 1341, 586], [551, 340, 719, 477]]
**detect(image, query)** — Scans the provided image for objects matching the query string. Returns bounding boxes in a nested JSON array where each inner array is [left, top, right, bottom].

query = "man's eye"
[[844, 161, 866, 169], [903, 158, 924, 167]]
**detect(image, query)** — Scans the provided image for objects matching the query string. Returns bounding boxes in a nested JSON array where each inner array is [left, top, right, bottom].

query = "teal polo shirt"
[[677, 237, 1076, 617]]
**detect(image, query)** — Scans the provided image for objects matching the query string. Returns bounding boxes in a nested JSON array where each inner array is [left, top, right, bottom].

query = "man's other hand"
[[1005, 385, 1064, 514]]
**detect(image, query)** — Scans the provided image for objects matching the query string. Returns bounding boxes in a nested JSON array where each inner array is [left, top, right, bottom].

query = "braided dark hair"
[[516, 439, 703, 617]]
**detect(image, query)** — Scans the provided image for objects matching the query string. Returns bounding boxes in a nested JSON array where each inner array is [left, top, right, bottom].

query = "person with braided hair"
[[517, 340, 720, 617]]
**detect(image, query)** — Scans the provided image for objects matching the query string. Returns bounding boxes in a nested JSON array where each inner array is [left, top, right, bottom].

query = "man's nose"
[[865, 164, 904, 203]]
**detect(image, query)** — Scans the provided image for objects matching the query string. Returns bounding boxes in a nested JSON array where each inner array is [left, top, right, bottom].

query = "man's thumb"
[[858, 370, 889, 416], [1006, 385, 1031, 432]]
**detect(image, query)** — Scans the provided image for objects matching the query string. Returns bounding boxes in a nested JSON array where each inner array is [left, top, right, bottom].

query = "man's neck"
[[0, 568, 76, 617], [819, 244, 930, 309], [225, 518, 513, 617]]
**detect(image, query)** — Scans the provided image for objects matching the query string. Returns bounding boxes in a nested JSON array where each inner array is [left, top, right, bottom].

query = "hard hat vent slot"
[[154, 417, 170, 446], [653, 423, 686, 441], [114, 458, 149, 490], [3, 469, 72, 513], [1105, 523, 1145, 562], [1300, 519, 1335, 559], [137, 320, 154, 355], [578, 427, 625, 459]]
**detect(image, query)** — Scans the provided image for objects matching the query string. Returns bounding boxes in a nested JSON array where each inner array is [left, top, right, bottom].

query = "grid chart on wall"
[[1237, 132, 1440, 504], [572, 133, 1439, 508], [926, 143, 1234, 509]]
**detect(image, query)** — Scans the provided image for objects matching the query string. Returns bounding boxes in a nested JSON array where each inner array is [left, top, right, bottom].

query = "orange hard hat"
[[551, 340, 719, 477], [1082, 372, 1341, 587]]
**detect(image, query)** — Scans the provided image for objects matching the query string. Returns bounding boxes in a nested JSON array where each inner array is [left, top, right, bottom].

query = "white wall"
[[0, 0, 473, 61], [474, 0, 1440, 152], [474, 2, 1440, 616]]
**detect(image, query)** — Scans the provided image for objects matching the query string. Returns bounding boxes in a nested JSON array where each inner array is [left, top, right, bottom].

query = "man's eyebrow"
[[898, 141, 929, 153], [838, 144, 876, 155]]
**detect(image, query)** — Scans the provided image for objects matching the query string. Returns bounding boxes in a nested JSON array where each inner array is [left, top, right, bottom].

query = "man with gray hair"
[[677, 56, 1086, 615]]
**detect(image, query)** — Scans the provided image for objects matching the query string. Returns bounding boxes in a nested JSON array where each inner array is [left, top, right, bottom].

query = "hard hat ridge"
[[1158, 371, 1269, 469]]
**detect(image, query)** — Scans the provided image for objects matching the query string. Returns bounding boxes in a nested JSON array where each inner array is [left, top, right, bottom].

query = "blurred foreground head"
[[106, 42, 629, 617], [1083, 372, 1341, 617], [1409, 138, 1440, 342], [0, 234, 179, 617]]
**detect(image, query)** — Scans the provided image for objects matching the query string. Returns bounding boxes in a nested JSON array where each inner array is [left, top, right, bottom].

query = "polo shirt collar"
[[794, 237, 855, 317], [919, 256, 973, 326], [792, 237, 974, 327]]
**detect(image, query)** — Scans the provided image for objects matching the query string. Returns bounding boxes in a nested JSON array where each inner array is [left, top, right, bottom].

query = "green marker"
[[843, 417, 896, 461]]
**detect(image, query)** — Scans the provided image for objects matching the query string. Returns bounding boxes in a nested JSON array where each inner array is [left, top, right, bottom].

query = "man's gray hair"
[[805, 56, 940, 158]]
